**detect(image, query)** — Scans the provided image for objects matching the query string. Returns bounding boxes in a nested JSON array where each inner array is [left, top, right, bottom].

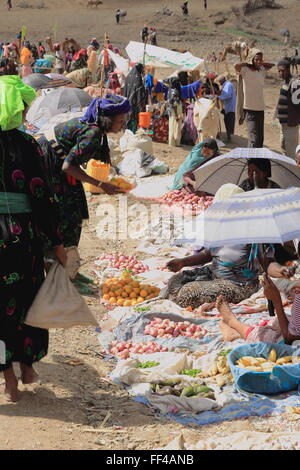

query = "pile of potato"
[[144, 317, 207, 340], [236, 348, 300, 372]]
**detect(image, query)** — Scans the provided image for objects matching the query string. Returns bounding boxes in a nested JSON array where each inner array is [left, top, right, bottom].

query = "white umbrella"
[[26, 88, 92, 127], [192, 148, 300, 194], [196, 187, 300, 248]]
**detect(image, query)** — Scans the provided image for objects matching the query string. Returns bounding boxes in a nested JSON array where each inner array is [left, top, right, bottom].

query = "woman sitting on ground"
[[164, 184, 291, 310], [239, 158, 281, 191], [217, 275, 300, 345], [171, 138, 219, 191]]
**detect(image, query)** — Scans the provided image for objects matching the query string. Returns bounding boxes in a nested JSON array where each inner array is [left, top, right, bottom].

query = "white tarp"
[[107, 50, 130, 76], [125, 41, 204, 71]]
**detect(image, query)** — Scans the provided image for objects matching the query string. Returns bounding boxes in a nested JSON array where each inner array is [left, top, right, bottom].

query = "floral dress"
[[47, 118, 110, 248], [0, 130, 62, 371]]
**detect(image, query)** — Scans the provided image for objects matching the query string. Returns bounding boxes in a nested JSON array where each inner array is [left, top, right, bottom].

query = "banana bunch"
[[236, 348, 300, 372]]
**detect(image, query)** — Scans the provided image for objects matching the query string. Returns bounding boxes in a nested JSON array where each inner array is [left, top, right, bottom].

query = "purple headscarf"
[[81, 94, 131, 126]]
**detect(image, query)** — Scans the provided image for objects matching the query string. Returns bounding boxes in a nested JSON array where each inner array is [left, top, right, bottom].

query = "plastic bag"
[[25, 262, 98, 329]]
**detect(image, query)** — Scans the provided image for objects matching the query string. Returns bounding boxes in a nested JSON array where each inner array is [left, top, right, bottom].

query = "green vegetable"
[[194, 385, 213, 394], [218, 349, 232, 357], [158, 378, 182, 386], [137, 361, 160, 369], [180, 369, 201, 377], [133, 307, 151, 312], [181, 386, 196, 397]]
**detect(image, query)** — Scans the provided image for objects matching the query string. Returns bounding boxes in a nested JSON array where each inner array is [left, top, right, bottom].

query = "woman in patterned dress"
[[0, 75, 66, 401], [45, 95, 131, 249]]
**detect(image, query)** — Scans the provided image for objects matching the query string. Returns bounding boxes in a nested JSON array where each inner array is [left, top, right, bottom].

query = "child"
[[217, 274, 300, 345]]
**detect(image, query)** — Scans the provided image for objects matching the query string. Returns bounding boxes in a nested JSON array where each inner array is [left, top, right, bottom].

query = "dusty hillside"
[[0, 0, 299, 61]]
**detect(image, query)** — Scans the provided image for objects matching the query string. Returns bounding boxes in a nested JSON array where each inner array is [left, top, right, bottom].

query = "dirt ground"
[[0, 0, 300, 452]]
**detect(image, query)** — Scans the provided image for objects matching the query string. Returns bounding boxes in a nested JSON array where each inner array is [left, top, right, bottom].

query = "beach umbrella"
[[196, 187, 300, 248], [26, 88, 92, 126], [192, 148, 300, 194], [23, 73, 52, 90]]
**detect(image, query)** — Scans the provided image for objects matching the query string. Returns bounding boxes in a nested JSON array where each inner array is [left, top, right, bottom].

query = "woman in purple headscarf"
[[44, 95, 131, 249]]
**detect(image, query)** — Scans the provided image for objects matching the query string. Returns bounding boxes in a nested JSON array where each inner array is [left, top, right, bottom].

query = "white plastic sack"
[[110, 352, 190, 385], [25, 262, 98, 329], [119, 129, 153, 155]]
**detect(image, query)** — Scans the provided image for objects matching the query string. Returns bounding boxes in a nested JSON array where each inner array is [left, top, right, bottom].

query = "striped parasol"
[[197, 187, 300, 248], [192, 148, 300, 194]]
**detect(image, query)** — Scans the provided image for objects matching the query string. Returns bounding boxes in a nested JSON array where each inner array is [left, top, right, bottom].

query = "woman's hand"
[[100, 182, 126, 195], [166, 258, 184, 273], [261, 274, 281, 304], [54, 245, 67, 267]]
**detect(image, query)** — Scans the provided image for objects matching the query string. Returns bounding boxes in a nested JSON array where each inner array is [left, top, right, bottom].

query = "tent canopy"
[[125, 41, 204, 71]]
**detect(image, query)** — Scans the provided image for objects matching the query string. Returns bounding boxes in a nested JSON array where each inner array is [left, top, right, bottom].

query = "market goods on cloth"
[[192, 147, 300, 194], [25, 262, 98, 329], [134, 385, 300, 426], [195, 187, 300, 247], [98, 311, 212, 355], [228, 342, 300, 394]]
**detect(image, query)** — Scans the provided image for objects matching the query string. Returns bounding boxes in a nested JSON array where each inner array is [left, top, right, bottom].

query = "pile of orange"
[[100, 273, 160, 306], [110, 177, 133, 191]]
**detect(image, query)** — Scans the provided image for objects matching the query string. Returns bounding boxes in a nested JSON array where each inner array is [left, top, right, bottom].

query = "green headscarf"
[[0, 75, 36, 131]]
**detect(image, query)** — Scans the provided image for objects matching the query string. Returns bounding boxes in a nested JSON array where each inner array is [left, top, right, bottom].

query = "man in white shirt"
[[235, 49, 274, 147]]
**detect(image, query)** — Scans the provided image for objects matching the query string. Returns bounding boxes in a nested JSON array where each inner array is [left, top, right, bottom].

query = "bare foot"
[[3, 367, 20, 402], [219, 320, 241, 342], [216, 295, 235, 324], [20, 363, 39, 385]]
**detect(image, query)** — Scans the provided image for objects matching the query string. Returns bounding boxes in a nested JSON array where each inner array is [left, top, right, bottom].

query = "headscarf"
[[214, 183, 244, 203], [248, 158, 271, 177], [73, 49, 87, 61], [171, 140, 219, 190], [246, 48, 262, 65], [81, 95, 131, 125], [295, 145, 300, 155], [0, 75, 36, 131], [202, 137, 219, 153]]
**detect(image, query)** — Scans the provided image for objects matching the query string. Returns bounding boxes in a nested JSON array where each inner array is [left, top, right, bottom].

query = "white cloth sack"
[[119, 129, 153, 155], [118, 148, 168, 178], [25, 262, 98, 329]]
